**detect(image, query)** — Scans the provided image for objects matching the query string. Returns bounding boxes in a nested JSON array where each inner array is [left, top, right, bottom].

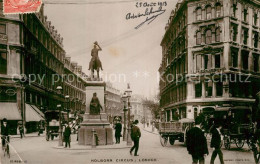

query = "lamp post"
[[122, 92, 127, 141], [125, 83, 132, 146], [56, 86, 63, 147], [65, 95, 70, 123]]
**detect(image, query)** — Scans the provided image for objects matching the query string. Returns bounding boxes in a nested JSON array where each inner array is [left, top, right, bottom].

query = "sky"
[[43, 0, 177, 98]]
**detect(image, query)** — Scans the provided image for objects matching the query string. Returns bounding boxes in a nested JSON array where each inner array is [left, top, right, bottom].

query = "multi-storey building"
[[159, 0, 260, 122], [0, 4, 87, 134], [64, 57, 87, 116], [105, 82, 123, 122], [130, 94, 144, 122]]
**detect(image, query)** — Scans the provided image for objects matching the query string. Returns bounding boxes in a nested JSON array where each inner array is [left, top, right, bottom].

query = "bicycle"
[[1, 135, 10, 158]]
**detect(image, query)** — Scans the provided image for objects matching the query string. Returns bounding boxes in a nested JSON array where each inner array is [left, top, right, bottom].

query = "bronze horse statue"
[[88, 42, 103, 79]]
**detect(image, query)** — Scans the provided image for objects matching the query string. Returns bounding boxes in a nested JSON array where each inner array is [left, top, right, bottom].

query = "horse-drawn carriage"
[[45, 110, 66, 141], [213, 106, 252, 149], [159, 118, 194, 147]]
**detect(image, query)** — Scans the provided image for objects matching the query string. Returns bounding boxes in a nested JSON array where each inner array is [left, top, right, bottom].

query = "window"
[[232, 3, 237, 17], [196, 31, 202, 45], [205, 81, 213, 97], [242, 50, 249, 70], [216, 3, 221, 17], [216, 81, 223, 96], [215, 28, 220, 42], [196, 8, 202, 21], [0, 52, 7, 74], [243, 8, 248, 22], [194, 108, 198, 119], [195, 82, 202, 98], [205, 29, 212, 44], [204, 54, 211, 70], [231, 24, 238, 42], [206, 5, 212, 19], [231, 49, 238, 68], [196, 55, 202, 71], [0, 24, 6, 34], [242, 28, 248, 45], [253, 32, 259, 48], [254, 13, 258, 26], [253, 54, 259, 72], [215, 54, 221, 68]]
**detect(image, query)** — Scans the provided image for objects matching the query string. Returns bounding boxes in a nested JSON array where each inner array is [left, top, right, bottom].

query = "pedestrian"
[[63, 123, 71, 148], [186, 117, 209, 164], [130, 120, 141, 156], [76, 125, 80, 141], [1, 118, 10, 149], [114, 120, 122, 144], [18, 124, 24, 139], [210, 124, 224, 164]]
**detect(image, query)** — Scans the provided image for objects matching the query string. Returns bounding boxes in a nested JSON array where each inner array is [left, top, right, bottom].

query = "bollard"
[[92, 128, 96, 148]]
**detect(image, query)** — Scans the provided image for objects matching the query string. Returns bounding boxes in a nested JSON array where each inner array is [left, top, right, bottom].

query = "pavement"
[[0, 124, 256, 164]]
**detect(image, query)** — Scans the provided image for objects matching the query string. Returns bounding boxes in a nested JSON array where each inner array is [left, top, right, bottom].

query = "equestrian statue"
[[88, 41, 103, 79]]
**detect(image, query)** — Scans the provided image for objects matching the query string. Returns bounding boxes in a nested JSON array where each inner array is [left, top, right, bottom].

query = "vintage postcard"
[[0, 0, 260, 164]]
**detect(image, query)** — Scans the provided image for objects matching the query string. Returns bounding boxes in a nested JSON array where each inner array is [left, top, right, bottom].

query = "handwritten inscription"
[[125, 1, 167, 29]]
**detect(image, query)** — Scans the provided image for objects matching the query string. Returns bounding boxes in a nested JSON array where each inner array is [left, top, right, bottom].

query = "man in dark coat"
[[63, 123, 71, 148], [114, 121, 122, 144], [130, 120, 141, 156], [1, 118, 10, 148], [186, 117, 209, 164], [210, 124, 224, 164]]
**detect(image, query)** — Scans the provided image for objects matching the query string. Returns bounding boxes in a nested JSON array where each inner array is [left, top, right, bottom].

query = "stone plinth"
[[78, 80, 113, 146]]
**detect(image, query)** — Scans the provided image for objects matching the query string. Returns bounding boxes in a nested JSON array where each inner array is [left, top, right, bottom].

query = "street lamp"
[[121, 92, 127, 141], [125, 83, 132, 146], [65, 95, 70, 122], [56, 86, 63, 147]]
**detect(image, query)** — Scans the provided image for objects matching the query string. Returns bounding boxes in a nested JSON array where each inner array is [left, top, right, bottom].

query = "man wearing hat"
[[1, 118, 10, 149], [63, 122, 71, 148], [130, 120, 141, 156]]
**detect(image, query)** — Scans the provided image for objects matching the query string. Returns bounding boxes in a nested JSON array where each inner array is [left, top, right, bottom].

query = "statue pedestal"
[[78, 81, 113, 145]]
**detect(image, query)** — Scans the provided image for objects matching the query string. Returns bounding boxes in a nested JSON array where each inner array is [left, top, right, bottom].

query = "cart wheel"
[[160, 135, 168, 147], [235, 138, 244, 149], [224, 136, 230, 150], [169, 137, 175, 145], [51, 135, 54, 140], [46, 134, 49, 141]]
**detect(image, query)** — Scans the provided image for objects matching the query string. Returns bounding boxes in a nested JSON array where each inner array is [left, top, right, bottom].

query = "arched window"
[[205, 29, 212, 44], [206, 5, 212, 19], [196, 31, 202, 45], [215, 28, 220, 42], [196, 7, 202, 21], [216, 3, 221, 17]]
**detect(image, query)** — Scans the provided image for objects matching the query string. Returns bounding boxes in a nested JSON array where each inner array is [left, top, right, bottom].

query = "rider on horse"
[[89, 41, 103, 71]]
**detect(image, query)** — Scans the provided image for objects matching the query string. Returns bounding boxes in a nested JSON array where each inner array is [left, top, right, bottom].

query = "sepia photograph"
[[0, 0, 260, 163]]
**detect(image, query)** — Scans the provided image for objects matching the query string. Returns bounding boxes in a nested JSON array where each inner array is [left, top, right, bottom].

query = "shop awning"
[[30, 105, 45, 120], [0, 102, 22, 120], [25, 104, 44, 122]]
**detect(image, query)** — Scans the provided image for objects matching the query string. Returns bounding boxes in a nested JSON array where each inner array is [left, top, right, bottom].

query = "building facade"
[[159, 0, 260, 122], [105, 82, 123, 123], [0, 4, 87, 133]]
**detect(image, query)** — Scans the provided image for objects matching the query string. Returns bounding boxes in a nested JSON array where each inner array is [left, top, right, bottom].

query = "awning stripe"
[[0, 102, 22, 120], [25, 104, 44, 122], [30, 105, 45, 119]]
